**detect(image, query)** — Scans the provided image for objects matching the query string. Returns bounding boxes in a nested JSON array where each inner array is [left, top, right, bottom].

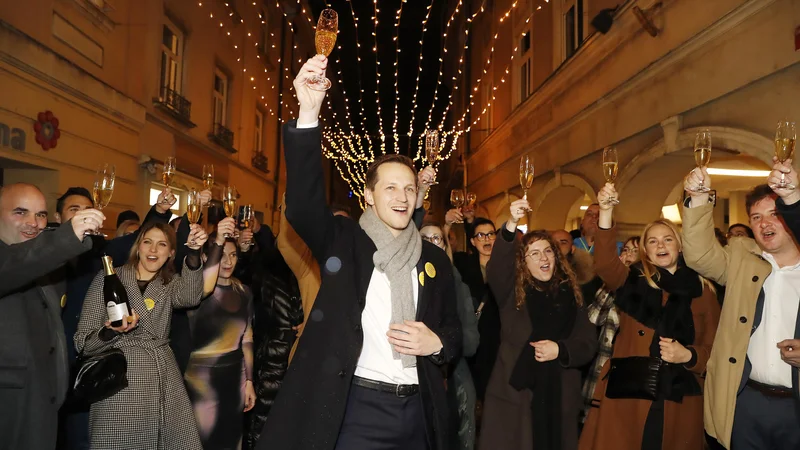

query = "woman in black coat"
[[478, 198, 597, 450]]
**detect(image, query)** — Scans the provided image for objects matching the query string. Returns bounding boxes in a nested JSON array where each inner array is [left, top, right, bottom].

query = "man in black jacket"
[[0, 183, 104, 450], [256, 55, 462, 450]]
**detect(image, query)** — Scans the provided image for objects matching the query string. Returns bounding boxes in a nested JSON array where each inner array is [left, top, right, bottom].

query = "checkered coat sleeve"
[[74, 260, 204, 449]]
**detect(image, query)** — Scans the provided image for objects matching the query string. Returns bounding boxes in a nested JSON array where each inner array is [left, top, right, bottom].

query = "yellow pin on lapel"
[[60, 294, 67, 308], [425, 262, 436, 278], [144, 298, 156, 310], [418, 271, 425, 286]]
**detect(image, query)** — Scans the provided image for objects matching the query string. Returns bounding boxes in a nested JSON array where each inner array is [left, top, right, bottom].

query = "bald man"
[[0, 183, 103, 450]]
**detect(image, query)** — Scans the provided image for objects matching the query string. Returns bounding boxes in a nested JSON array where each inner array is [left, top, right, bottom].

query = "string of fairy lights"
[[192, 0, 550, 205]]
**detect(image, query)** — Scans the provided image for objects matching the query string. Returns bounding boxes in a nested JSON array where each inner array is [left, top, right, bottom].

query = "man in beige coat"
[[682, 161, 800, 450]]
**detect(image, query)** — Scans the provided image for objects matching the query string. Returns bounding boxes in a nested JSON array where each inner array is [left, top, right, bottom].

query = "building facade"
[[0, 0, 331, 233], [441, 0, 800, 238]]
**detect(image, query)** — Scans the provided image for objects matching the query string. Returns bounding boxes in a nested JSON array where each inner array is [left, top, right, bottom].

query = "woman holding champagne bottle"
[[184, 218, 256, 449], [74, 221, 209, 449]]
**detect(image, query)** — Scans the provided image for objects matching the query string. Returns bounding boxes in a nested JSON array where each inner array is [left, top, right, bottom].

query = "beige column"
[[728, 191, 749, 227]]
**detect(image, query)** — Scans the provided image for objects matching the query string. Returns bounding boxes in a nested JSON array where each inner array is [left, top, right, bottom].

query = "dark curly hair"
[[514, 229, 583, 310]]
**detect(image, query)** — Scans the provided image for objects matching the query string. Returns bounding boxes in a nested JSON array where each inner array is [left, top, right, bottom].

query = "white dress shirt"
[[354, 268, 420, 385], [746, 252, 800, 388]]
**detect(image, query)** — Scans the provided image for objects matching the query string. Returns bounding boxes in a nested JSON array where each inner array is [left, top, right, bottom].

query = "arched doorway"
[[529, 173, 598, 230]]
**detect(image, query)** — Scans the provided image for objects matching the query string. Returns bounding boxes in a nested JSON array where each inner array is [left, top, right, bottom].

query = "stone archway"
[[529, 173, 598, 230], [614, 125, 773, 227]]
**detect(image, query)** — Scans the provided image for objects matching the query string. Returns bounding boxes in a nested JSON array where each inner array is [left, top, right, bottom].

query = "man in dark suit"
[[0, 183, 104, 450], [256, 55, 462, 450]]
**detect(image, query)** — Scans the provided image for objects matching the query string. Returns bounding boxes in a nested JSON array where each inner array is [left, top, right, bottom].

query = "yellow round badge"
[[144, 298, 156, 310], [60, 294, 67, 308], [418, 271, 425, 286], [425, 262, 436, 278]]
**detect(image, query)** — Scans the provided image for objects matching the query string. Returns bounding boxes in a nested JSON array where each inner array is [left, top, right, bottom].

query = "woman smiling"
[[579, 183, 720, 450], [478, 198, 597, 450], [74, 221, 209, 449]]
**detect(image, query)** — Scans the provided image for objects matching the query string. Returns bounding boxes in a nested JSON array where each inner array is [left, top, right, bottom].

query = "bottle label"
[[106, 302, 130, 323]]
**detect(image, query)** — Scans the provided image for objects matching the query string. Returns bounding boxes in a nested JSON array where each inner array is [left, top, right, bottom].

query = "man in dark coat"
[[0, 183, 104, 450], [256, 55, 462, 450]]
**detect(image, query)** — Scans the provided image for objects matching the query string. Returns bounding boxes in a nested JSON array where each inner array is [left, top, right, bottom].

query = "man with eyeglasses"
[[451, 217, 500, 405]]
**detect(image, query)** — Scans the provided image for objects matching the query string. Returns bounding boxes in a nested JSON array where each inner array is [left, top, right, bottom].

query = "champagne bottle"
[[102, 255, 131, 327]]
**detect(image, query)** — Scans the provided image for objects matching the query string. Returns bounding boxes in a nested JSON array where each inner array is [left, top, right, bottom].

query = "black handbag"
[[604, 356, 662, 400], [69, 348, 129, 406]]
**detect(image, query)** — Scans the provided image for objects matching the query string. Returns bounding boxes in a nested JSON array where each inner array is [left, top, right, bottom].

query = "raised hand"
[[187, 224, 208, 250], [767, 157, 800, 205], [445, 208, 464, 225], [684, 167, 711, 205], [506, 198, 529, 233], [156, 187, 177, 214], [71, 209, 106, 239], [198, 189, 213, 208], [215, 218, 237, 245], [293, 55, 327, 124], [416, 166, 436, 209], [597, 183, 618, 211]]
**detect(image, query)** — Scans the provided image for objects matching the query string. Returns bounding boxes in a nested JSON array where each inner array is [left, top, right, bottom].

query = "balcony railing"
[[252, 152, 269, 173], [209, 123, 236, 153], [154, 87, 195, 127]]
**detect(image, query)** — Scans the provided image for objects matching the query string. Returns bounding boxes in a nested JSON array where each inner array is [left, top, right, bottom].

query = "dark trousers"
[[334, 384, 429, 450], [57, 409, 90, 450], [730, 385, 800, 450]]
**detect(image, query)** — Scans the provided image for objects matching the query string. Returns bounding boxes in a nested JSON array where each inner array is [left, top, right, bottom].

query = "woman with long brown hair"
[[579, 183, 720, 450], [478, 198, 597, 450], [75, 221, 208, 449]]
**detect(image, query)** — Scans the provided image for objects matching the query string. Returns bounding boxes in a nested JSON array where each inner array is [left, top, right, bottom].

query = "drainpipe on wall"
[[272, 12, 288, 224]]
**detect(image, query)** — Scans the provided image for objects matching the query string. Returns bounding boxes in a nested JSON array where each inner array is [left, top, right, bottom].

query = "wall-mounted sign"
[[0, 122, 26, 151], [34, 110, 60, 151]]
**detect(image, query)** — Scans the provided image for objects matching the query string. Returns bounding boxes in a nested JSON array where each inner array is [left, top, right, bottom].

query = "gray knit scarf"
[[359, 207, 423, 368]]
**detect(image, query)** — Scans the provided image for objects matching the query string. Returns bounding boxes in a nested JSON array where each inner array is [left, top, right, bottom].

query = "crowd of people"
[[1, 54, 799, 450]]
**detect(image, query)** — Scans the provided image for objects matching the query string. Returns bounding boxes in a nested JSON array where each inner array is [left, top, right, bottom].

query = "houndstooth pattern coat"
[[75, 262, 204, 450]]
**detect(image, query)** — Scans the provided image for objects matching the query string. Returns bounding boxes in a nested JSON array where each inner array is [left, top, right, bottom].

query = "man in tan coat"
[[682, 161, 800, 450]]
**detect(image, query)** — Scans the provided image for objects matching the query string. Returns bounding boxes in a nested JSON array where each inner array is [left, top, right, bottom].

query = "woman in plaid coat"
[[75, 222, 208, 449]]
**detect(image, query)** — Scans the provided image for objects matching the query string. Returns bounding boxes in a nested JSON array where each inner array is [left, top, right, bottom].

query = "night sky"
[[309, 0, 455, 159]]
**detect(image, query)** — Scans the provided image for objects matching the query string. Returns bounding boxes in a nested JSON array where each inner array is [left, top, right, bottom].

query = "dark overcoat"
[[255, 122, 463, 450], [0, 224, 91, 450]]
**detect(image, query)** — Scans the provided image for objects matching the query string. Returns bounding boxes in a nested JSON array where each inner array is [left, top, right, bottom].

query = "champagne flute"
[[775, 120, 797, 190], [161, 157, 176, 205], [202, 164, 215, 192], [692, 130, 712, 193], [519, 154, 534, 211], [602, 147, 620, 206], [239, 204, 254, 246], [307, 9, 338, 91], [223, 186, 238, 238], [90, 164, 115, 236], [450, 189, 465, 223], [185, 190, 202, 246], [425, 130, 440, 186], [466, 192, 477, 209]]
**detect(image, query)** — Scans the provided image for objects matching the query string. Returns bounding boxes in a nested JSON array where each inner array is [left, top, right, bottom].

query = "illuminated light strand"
[[422, 0, 464, 133], [455, 0, 530, 131], [435, 0, 487, 130], [405, 0, 435, 139], [345, 0, 367, 134], [390, 0, 407, 153], [372, 0, 386, 155]]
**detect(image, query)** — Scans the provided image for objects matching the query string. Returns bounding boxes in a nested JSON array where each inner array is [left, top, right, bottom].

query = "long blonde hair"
[[639, 218, 714, 292]]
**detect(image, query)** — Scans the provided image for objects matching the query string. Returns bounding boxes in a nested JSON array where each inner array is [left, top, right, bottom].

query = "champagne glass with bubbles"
[[519, 154, 534, 211], [223, 186, 238, 238], [602, 147, 620, 206], [239, 204, 254, 246], [307, 9, 338, 91], [202, 164, 214, 192], [692, 130, 712, 193], [775, 120, 797, 190], [90, 164, 115, 235], [186, 190, 202, 246], [450, 189, 465, 223]]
